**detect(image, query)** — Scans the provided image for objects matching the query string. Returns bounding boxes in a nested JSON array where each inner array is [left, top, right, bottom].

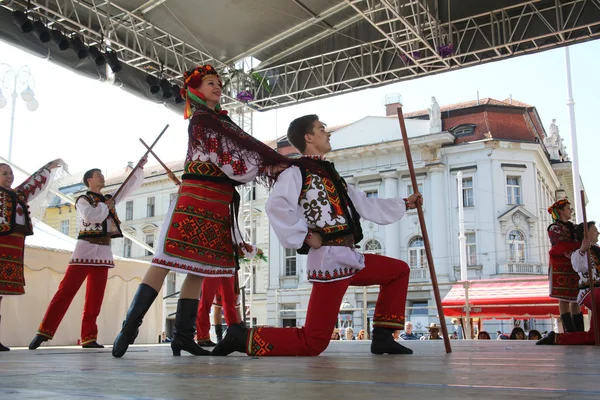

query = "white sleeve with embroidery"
[[15, 160, 55, 203], [77, 197, 109, 224], [266, 167, 308, 249], [112, 167, 145, 204], [205, 134, 261, 183], [571, 249, 589, 274], [347, 185, 407, 225]]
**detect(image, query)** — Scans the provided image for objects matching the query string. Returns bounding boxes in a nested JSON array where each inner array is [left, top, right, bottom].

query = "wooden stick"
[[139, 138, 181, 186], [113, 124, 169, 199], [396, 107, 452, 353], [580, 190, 600, 346]]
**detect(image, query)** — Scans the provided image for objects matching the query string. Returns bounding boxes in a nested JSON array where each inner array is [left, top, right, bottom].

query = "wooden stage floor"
[[0, 340, 598, 399]]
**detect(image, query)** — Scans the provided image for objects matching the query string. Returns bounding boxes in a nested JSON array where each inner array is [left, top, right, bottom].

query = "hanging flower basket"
[[236, 90, 254, 102]]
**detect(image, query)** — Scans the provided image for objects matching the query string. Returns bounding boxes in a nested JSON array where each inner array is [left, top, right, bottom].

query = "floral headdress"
[[548, 199, 570, 221], [182, 64, 227, 119]]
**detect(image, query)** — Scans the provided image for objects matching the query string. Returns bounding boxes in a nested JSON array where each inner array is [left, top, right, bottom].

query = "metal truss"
[[5, 0, 600, 112], [248, 0, 600, 110]]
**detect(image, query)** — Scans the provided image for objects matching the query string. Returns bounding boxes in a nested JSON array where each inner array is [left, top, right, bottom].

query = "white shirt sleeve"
[[571, 249, 589, 274], [112, 167, 145, 204], [347, 185, 407, 225], [265, 167, 308, 249], [77, 197, 109, 223]]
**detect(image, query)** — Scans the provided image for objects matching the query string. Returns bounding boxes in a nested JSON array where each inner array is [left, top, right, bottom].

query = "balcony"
[[497, 262, 544, 275], [453, 265, 483, 281], [279, 275, 299, 288], [410, 268, 429, 282]]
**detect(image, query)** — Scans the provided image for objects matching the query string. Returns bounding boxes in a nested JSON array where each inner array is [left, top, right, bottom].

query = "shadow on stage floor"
[[0, 340, 598, 399]]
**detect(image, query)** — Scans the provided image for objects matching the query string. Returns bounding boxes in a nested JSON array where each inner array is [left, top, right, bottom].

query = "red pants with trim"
[[558, 288, 600, 345], [196, 276, 238, 340], [37, 265, 109, 344], [245, 254, 410, 356]]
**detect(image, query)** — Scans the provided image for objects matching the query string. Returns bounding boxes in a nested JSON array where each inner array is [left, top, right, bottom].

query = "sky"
[[1, 38, 599, 219]]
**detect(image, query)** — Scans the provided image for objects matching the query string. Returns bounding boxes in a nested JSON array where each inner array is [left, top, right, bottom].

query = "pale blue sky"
[[1, 39, 599, 219]]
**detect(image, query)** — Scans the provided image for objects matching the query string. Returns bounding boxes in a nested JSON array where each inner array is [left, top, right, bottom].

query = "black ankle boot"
[[561, 312, 576, 333], [215, 324, 223, 343], [536, 331, 557, 345], [171, 299, 211, 356], [0, 342, 9, 351], [371, 327, 413, 355], [573, 313, 585, 332], [212, 323, 247, 356], [28, 335, 48, 350], [82, 341, 105, 349], [112, 283, 158, 358]]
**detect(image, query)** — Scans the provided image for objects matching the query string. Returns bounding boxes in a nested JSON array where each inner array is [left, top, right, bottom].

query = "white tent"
[[1, 221, 163, 347]]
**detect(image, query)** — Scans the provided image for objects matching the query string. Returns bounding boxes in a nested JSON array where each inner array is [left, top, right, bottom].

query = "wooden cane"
[[139, 138, 181, 186], [112, 124, 169, 199], [580, 190, 600, 346], [396, 108, 452, 353]]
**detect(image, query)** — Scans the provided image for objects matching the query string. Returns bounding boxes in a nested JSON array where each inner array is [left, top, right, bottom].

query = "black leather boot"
[[561, 312, 575, 333], [82, 341, 105, 349], [212, 323, 247, 356], [215, 324, 224, 343], [573, 313, 585, 332], [171, 299, 211, 356], [112, 284, 158, 358], [536, 331, 557, 345], [371, 327, 413, 355], [28, 335, 48, 350], [0, 316, 9, 351]]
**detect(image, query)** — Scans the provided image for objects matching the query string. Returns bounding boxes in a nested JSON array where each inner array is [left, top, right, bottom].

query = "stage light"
[[88, 46, 106, 66], [105, 51, 122, 73], [160, 78, 172, 98], [33, 21, 51, 43], [146, 75, 160, 94], [70, 37, 89, 59], [172, 84, 184, 104], [51, 30, 70, 51], [12, 11, 33, 33]]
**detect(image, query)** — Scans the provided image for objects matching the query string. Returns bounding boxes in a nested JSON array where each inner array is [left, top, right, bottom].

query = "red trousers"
[[196, 276, 238, 340], [37, 265, 109, 344], [557, 288, 600, 345], [245, 254, 410, 356]]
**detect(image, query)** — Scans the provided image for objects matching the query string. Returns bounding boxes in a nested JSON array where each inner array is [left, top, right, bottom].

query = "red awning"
[[442, 278, 561, 319]]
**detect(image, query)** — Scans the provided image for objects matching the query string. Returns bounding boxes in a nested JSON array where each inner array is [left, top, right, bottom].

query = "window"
[[147, 197, 155, 217], [411, 301, 429, 315], [408, 183, 423, 195], [466, 232, 477, 265], [451, 124, 476, 137], [169, 192, 177, 205], [506, 176, 521, 205], [145, 233, 155, 256], [243, 184, 256, 201], [251, 317, 257, 327], [364, 239, 383, 254], [365, 190, 378, 198], [125, 201, 133, 221], [60, 220, 70, 236], [408, 236, 427, 268], [166, 272, 176, 296], [462, 177, 474, 207], [508, 230, 526, 262], [284, 248, 297, 276], [123, 238, 132, 258]]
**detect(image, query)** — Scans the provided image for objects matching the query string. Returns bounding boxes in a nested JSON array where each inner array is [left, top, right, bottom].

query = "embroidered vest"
[[297, 164, 363, 254], [76, 191, 123, 239], [0, 187, 33, 236]]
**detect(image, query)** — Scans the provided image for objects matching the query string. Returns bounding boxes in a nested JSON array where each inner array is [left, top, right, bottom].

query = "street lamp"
[[0, 64, 39, 161]]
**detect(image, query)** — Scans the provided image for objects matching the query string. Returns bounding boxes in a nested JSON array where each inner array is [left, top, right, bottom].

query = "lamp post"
[[0, 64, 39, 161]]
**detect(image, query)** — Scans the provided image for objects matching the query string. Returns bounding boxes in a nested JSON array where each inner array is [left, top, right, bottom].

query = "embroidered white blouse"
[[266, 166, 408, 283]]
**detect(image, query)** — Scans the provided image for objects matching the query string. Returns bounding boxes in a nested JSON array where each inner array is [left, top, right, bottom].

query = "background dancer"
[[0, 159, 63, 351], [213, 114, 419, 357], [29, 156, 147, 349], [196, 274, 241, 346]]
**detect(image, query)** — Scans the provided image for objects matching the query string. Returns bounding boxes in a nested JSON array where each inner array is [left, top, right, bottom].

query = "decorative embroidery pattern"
[[184, 161, 227, 178], [150, 258, 235, 276], [68, 258, 115, 267], [307, 267, 360, 282], [373, 313, 405, 330], [248, 327, 273, 356], [37, 326, 55, 339], [81, 335, 98, 345], [0, 232, 26, 295], [0, 189, 15, 234], [548, 221, 580, 301]]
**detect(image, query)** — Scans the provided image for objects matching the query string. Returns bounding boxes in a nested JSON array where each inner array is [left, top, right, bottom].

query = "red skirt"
[[153, 179, 237, 275], [549, 255, 579, 302], [0, 232, 26, 295]]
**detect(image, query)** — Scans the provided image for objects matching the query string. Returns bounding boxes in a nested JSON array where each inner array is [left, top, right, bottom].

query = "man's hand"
[[305, 231, 322, 249], [105, 198, 115, 209], [49, 159, 65, 170], [580, 239, 591, 253], [137, 155, 148, 168], [406, 193, 423, 209]]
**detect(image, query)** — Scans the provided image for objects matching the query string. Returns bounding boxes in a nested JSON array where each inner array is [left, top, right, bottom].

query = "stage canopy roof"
[[2, 1, 600, 112], [442, 278, 561, 319]]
